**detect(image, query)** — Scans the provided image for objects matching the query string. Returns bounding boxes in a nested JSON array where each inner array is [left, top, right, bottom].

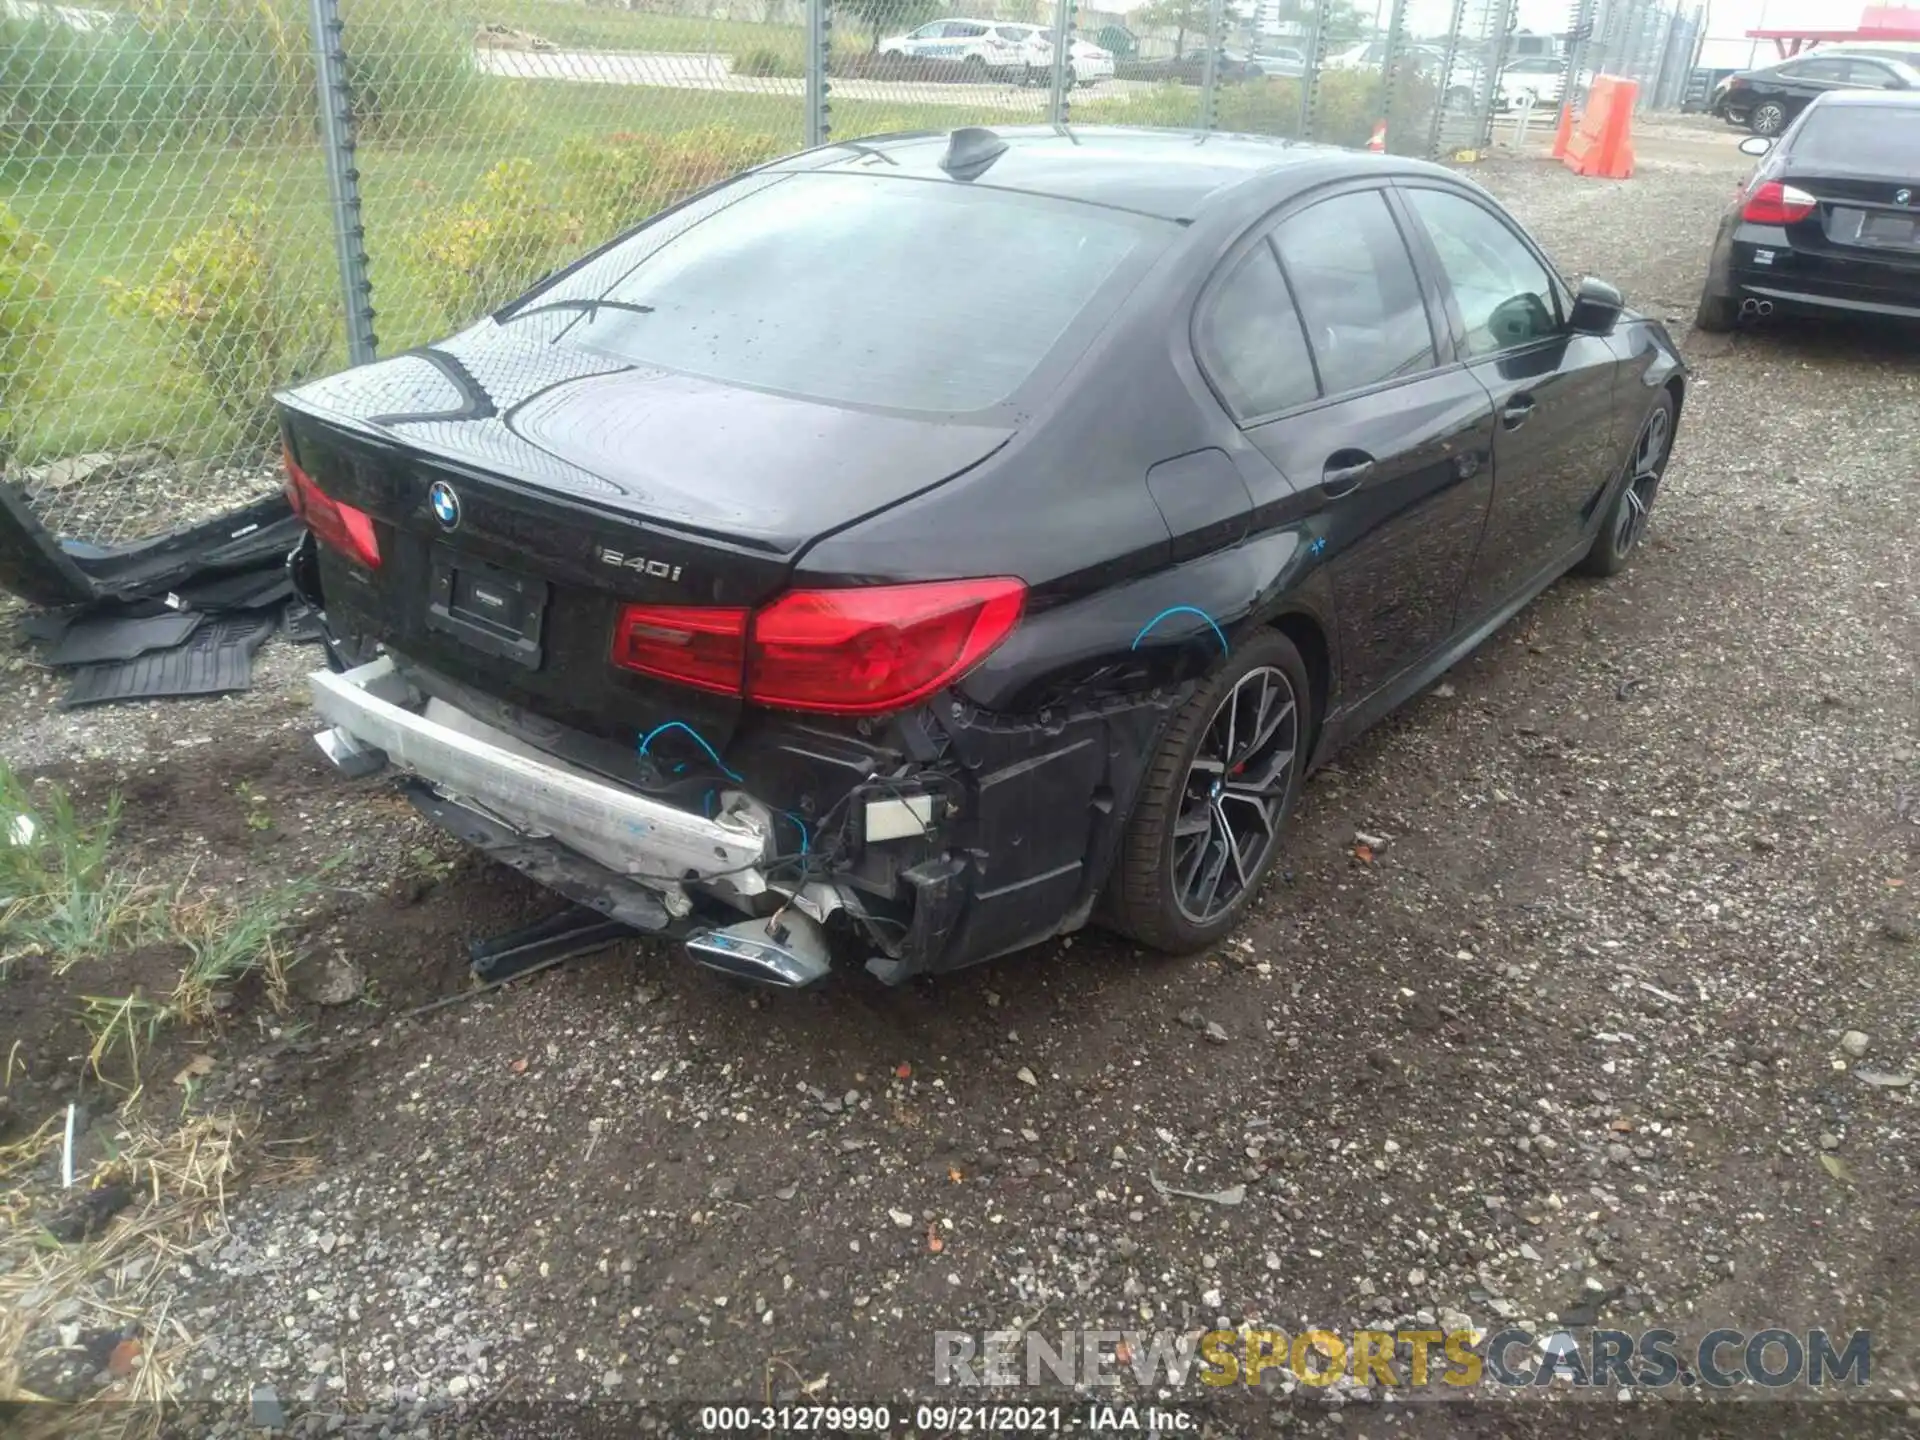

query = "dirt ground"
[[2, 115, 1917, 1437]]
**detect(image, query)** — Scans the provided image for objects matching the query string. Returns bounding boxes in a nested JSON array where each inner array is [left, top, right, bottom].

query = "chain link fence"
[[2, 0, 1705, 554]]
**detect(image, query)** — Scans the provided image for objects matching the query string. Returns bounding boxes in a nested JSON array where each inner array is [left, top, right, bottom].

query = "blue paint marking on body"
[[1130, 605, 1229, 657], [637, 720, 743, 782]]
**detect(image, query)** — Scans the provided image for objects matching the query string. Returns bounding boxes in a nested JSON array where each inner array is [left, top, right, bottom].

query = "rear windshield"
[[557, 171, 1158, 413], [1792, 105, 1920, 165]]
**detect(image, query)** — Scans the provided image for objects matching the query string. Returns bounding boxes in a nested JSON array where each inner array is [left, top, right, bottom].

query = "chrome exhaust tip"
[[685, 910, 832, 988], [1756, 300, 1774, 316]]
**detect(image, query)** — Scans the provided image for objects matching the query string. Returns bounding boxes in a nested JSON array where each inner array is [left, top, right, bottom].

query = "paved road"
[[475, 45, 1139, 110]]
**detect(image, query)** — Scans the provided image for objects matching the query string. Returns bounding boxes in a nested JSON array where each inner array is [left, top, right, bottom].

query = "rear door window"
[[1195, 246, 1319, 420], [1270, 190, 1437, 396], [1841, 60, 1902, 87], [1784, 59, 1850, 83]]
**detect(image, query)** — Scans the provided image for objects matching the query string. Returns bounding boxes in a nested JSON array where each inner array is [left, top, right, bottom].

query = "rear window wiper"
[[494, 298, 657, 327]]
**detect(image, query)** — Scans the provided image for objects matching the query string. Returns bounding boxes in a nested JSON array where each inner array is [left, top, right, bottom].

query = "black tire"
[[1694, 288, 1738, 333], [1750, 100, 1788, 136], [1104, 629, 1310, 953], [1579, 391, 1675, 578]]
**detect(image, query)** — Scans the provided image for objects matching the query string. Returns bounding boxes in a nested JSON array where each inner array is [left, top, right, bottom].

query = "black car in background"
[[1712, 50, 1919, 135], [1697, 91, 1920, 330], [280, 127, 1684, 989], [1119, 48, 1259, 85]]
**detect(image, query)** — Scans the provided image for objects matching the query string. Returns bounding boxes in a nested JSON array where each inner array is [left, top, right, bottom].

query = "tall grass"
[[0, 761, 144, 972], [1074, 70, 1438, 150], [0, 0, 489, 161]]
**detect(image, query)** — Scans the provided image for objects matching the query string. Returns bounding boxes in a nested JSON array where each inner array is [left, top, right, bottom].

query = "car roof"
[[1806, 87, 1920, 109], [1763, 49, 1920, 71], [773, 125, 1450, 221]]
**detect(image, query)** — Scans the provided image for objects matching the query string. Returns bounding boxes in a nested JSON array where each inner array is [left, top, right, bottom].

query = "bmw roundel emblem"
[[428, 481, 461, 530], [1897, 188, 1913, 206]]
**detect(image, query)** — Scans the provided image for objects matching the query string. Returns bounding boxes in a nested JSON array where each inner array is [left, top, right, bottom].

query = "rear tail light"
[[610, 603, 748, 696], [750, 579, 1026, 713], [283, 449, 381, 570], [1742, 180, 1817, 225], [610, 577, 1026, 716]]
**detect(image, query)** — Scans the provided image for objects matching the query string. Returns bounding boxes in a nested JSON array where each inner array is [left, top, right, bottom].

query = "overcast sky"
[[1357, 1, 1885, 70]]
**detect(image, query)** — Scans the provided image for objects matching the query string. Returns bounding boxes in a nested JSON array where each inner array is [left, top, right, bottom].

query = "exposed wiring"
[[616, 847, 815, 889], [620, 766, 958, 891], [637, 720, 743, 782], [1131, 604, 1229, 657]]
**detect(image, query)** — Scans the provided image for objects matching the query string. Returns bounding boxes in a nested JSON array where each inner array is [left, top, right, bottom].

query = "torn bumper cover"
[[311, 656, 1190, 986]]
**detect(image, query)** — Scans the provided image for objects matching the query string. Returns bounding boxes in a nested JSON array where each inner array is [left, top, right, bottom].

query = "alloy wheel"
[[1752, 103, 1786, 136], [1171, 665, 1299, 924], [1613, 404, 1672, 559]]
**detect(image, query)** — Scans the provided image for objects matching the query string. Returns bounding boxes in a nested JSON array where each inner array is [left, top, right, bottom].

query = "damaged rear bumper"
[[310, 655, 1190, 987], [311, 657, 773, 891]]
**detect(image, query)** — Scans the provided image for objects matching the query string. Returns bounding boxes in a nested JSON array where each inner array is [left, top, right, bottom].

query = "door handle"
[[1321, 454, 1375, 498], [1501, 395, 1537, 429]]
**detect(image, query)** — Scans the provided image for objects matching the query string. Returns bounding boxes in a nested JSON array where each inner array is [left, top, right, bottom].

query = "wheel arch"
[[1267, 608, 1330, 749]]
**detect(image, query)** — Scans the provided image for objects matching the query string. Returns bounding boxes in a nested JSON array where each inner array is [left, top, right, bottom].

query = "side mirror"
[[1738, 134, 1775, 156], [1568, 276, 1625, 336]]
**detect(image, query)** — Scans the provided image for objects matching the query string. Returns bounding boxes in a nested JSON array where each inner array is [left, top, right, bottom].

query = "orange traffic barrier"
[[1551, 102, 1576, 158], [1562, 75, 1636, 180], [1366, 120, 1387, 153]]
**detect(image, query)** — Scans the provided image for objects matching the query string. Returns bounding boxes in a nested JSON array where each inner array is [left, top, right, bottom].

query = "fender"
[[956, 527, 1337, 714]]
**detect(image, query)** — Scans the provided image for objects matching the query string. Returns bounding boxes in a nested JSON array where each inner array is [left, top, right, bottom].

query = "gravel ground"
[[4, 120, 1917, 1437]]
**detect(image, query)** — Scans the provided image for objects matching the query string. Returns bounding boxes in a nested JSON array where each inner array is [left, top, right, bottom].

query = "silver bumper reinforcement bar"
[[308, 657, 772, 895]]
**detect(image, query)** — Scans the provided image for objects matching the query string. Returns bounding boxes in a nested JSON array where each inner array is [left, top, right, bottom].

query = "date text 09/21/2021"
[[696, 1403, 1193, 1433]]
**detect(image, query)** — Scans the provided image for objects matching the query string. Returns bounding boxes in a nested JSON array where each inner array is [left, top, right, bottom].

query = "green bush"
[[736, 46, 803, 79], [1075, 69, 1438, 151], [559, 126, 784, 247], [0, 207, 53, 460], [105, 202, 328, 443], [0, 0, 485, 158], [407, 159, 578, 328], [559, 131, 658, 244], [654, 125, 785, 204], [340, 0, 496, 143]]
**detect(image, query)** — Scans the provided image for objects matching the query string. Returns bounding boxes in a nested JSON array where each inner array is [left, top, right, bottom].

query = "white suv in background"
[[877, 19, 1031, 76], [998, 24, 1116, 87], [1496, 54, 1568, 111]]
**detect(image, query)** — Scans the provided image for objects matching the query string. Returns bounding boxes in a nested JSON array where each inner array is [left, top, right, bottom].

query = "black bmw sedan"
[[1697, 91, 1920, 331], [1712, 51, 1920, 136], [278, 126, 1685, 988]]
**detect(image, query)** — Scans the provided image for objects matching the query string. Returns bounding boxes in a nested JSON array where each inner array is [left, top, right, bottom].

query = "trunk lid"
[[279, 328, 1013, 750], [1776, 108, 1920, 262], [1792, 173, 1920, 258]]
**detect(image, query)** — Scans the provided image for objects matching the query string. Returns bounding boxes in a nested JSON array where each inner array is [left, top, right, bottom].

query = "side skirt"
[[1310, 532, 1595, 766]]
